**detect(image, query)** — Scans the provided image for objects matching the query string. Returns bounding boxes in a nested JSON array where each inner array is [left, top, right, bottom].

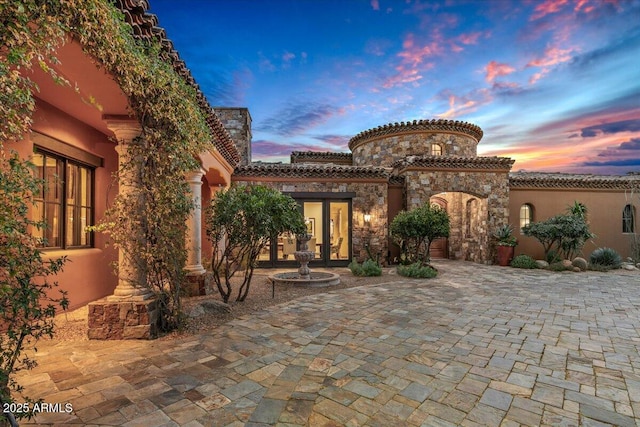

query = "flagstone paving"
[[15, 260, 640, 426]]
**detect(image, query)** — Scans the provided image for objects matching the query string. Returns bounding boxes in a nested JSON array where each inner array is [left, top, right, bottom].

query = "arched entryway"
[[430, 192, 489, 262], [430, 196, 448, 259]]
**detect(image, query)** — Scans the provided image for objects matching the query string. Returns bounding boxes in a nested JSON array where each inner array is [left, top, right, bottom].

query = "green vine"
[[1, 0, 218, 411]]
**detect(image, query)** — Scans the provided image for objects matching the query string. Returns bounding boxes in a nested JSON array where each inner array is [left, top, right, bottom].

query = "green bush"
[[510, 254, 538, 269], [546, 249, 561, 264], [397, 262, 438, 278], [548, 262, 571, 272], [349, 258, 382, 276], [589, 247, 622, 270]]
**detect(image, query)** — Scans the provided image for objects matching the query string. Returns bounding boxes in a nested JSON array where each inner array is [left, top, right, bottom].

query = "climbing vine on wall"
[[2, 0, 212, 346]]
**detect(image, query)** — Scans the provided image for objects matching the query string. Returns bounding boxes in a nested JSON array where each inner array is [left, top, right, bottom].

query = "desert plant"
[[390, 203, 450, 265], [397, 262, 438, 278], [206, 185, 306, 302], [493, 224, 517, 246], [523, 201, 594, 260], [548, 262, 572, 272], [589, 247, 622, 270], [348, 258, 382, 277], [510, 254, 538, 269]]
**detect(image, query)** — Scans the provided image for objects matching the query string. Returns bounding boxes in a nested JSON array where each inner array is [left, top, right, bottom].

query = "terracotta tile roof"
[[510, 172, 640, 189], [233, 163, 390, 180], [392, 155, 514, 171], [349, 119, 484, 150], [112, 0, 240, 167], [290, 151, 353, 165]]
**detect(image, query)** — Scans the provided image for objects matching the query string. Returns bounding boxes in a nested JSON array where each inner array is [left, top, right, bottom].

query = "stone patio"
[[14, 260, 640, 426]]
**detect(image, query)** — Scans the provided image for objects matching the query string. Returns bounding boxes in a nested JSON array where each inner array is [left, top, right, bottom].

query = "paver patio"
[[15, 260, 640, 426]]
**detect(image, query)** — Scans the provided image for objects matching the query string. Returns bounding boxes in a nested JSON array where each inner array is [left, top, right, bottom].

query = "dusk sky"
[[149, 0, 640, 174]]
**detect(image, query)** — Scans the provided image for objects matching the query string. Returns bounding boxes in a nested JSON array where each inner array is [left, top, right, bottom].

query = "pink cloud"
[[485, 60, 516, 83], [381, 32, 442, 89], [526, 45, 575, 84], [436, 88, 492, 119], [371, 0, 379, 11], [530, 0, 570, 20]]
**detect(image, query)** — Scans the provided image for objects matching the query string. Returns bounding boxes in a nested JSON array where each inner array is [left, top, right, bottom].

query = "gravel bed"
[[48, 267, 400, 341]]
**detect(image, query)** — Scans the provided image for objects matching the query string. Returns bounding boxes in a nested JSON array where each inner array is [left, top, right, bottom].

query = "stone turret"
[[348, 119, 483, 167]]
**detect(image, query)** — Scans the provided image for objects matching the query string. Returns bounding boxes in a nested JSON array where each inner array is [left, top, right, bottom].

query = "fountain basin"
[[268, 271, 340, 288]]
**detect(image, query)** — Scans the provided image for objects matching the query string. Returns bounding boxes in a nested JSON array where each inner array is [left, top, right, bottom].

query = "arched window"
[[520, 204, 533, 230], [623, 204, 635, 233], [430, 144, 442, 156], [466, 198, 477, 237]]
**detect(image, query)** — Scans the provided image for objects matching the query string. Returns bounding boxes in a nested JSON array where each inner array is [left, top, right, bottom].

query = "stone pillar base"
[[184, 273, 206, 297], [88, 298, 158, 340]]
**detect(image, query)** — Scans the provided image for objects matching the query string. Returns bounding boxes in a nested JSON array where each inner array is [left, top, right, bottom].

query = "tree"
[[390, 203, 450, 265], [522, 201, 594, 260], [205, 185, 306, 302], [1, 153, 68, 423]]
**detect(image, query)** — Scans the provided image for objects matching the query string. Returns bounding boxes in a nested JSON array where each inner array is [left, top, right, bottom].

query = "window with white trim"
[[520, 203, 533, 230]]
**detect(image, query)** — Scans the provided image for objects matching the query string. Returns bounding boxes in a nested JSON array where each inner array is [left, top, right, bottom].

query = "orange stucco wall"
[[510, 188, 638, 261], [8, 99, 119, 310]]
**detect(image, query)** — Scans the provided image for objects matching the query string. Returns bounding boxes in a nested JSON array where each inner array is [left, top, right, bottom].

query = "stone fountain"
[[268, 234, 340, 288]]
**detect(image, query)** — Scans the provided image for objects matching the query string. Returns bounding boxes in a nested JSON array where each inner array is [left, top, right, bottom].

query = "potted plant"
[[493, 224, 517, 266]]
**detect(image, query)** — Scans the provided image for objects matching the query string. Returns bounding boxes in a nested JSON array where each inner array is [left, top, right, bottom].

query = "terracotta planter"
[[496, 245, 515, 266]]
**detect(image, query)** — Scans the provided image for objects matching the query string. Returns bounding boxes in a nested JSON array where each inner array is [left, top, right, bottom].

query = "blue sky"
[[149, 0, 640, 174]]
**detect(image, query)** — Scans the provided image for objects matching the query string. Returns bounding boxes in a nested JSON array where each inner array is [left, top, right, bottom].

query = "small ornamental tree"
[[390, 203, 450, 265], [523, 201, 594, 260], [1, 153, 68, 423], [206, 185, 306, 303]]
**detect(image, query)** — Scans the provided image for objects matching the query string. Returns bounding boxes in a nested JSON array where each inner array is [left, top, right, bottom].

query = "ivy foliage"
[[206, 185, 306, 303], [0, 153, 68, 422], [1, 0, 221, 411], [390, 203, 450, 265]]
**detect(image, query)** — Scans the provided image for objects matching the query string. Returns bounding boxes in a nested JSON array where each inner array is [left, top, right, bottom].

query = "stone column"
[[88, 117, 157, 340], [184, 170, 206, 296], [105, 119, 151, 300]]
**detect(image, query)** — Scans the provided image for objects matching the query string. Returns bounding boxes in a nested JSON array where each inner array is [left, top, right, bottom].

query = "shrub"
[[349, 258, 382, 276], [548, 262, 572, 272], [397, 262, 438, 278], [510, 254, 538, 269], [589, 247, 622, 270], [390, 203, 450, 265]]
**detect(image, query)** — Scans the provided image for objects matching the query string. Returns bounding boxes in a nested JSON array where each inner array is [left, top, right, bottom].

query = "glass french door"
[[258, 197, 351, 267]]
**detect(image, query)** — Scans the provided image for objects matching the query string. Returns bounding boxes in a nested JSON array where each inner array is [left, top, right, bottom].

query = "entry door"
[[430, 198, 448, 259]]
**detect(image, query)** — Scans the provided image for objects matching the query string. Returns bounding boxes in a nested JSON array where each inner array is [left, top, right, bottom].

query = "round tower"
[[348, 119, 483, 167]]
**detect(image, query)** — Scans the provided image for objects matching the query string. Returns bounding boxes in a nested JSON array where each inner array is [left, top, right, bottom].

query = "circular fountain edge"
[[268, 271, 341, 288]]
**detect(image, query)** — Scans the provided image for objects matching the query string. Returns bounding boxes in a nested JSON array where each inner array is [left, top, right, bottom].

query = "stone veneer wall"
[[351, 132, 479, 167], [233, 180, 389, 264], [405, 169, 511, 263], [215, 107, 252, 166], [434, 192, 487, 262]]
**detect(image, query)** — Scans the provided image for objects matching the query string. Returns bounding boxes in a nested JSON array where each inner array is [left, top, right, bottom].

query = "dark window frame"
[[33, 147, 95, 249]]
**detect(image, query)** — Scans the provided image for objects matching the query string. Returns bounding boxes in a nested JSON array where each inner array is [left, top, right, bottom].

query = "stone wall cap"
[[392, 155, 514, 170], [234, 162, 391, 179], [290, 151, 353, 164], [509, 171, 640, 189], [349, 119, 484, 150]]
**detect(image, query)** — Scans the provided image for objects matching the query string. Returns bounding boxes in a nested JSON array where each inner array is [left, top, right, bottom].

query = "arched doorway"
[[430, 196, 448, 259]]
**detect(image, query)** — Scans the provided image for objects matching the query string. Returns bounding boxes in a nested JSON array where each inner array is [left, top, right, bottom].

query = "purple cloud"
[[255, 102, 345, 137], [581, 119, 640, 137]]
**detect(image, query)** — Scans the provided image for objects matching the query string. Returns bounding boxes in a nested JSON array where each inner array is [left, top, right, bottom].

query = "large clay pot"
[[496, 245, 515, 266]]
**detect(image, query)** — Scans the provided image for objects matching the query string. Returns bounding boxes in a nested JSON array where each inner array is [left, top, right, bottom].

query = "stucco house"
[[6, 0, 239, 314], [5, 0, 639, 320]]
